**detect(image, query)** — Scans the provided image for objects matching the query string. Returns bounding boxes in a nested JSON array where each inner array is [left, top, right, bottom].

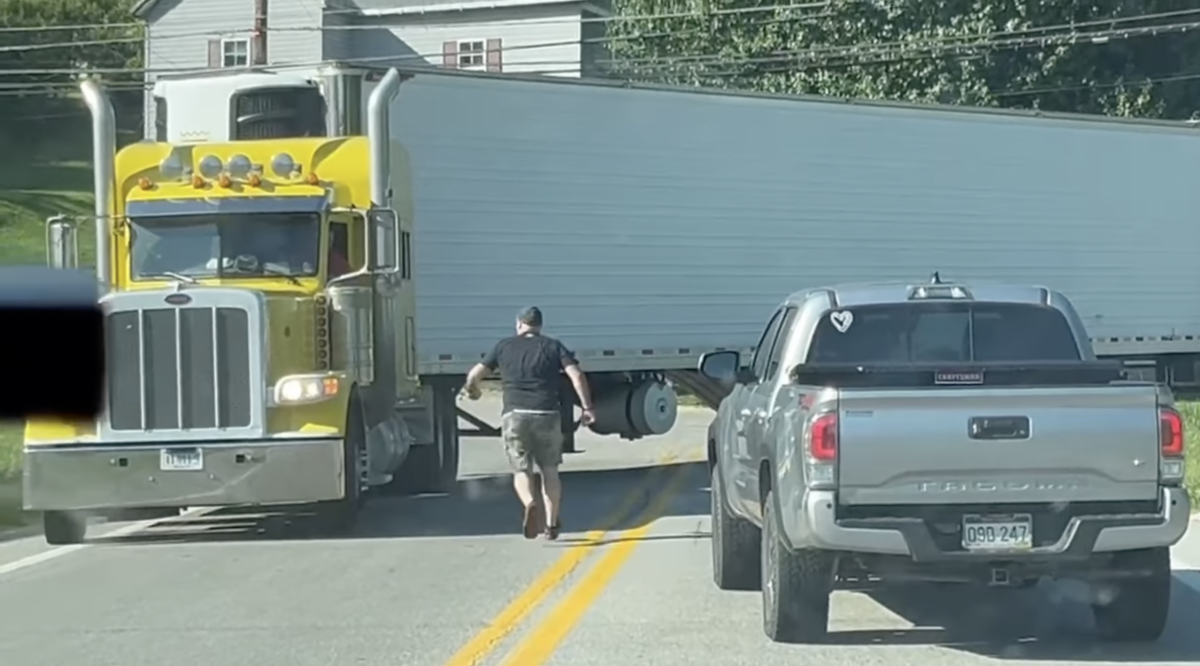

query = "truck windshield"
[[807, 302, 1081, 363], [129, 213, 320, 280]]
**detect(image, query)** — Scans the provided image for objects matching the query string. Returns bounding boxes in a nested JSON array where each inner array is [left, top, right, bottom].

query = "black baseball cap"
[[517, 306, 543, 327]]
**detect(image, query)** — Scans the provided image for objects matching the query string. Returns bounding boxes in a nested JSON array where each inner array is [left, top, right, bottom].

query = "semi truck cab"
[[24, 76, 431, 545]]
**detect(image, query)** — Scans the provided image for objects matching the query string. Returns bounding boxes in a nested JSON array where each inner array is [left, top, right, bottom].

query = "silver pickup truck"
[[701, 276, 1190, 644]]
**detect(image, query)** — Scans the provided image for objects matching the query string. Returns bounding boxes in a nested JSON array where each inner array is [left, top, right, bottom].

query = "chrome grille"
[[106, 306, 252, 430]]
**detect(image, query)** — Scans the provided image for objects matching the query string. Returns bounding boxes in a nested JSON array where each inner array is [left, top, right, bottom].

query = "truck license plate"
[[962, 514, 1032, 551], [159, 448, 203, 472]]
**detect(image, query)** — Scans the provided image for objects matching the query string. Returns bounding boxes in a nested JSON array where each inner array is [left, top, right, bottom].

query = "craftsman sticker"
[[830, 310, 854, 333]]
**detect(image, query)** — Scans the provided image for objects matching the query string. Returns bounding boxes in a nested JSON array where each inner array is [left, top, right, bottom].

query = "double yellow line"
[[441, 452, 693, 666]]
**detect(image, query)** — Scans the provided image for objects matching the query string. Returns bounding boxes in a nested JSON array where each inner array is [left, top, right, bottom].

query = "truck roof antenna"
[[930, 271, 943, 284]]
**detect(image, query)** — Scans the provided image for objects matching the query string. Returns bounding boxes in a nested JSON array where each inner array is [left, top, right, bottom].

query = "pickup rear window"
[[807, 302, 1081, 363]]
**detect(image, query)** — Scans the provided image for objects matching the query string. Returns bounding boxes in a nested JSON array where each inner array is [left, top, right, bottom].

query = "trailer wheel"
[[315, 394, 367, 535], [43, 511, 87, 545]]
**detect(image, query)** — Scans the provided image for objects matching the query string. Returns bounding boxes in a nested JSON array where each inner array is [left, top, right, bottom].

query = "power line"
[[605, 18, 1200, 69], [0, 12, 1186, 80], [0, 2, 833, 56], [0, 4, 1194, 57], [0, 8, 1196, 103], [0, 21, 139, 33], [993, 71, 1200, 98]]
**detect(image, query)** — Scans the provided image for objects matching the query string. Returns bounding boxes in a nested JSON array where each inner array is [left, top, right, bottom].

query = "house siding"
[[322, 9, 357, 62], [348, 5, 585, 77], [268, 0, 327, 66]]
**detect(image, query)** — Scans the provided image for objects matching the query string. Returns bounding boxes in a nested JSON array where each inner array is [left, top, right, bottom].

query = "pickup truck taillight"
[[804, 411, 838, 489], [1159, 406, 1184, 483], [810, 413, 838, 461]]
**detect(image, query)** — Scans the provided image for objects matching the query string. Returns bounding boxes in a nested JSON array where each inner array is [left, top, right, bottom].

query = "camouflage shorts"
[[501, 411, 564, 473]]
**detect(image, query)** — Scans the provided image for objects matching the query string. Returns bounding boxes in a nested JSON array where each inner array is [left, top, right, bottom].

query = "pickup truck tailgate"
[[836, 385, 1162, 505]]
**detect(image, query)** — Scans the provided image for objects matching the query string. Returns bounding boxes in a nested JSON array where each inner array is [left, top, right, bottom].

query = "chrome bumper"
[[23, 439, 345, 512], [783, 486, 1190, 562]]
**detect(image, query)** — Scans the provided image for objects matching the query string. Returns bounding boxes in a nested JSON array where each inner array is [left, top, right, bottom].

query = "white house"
[[132, 0, 614, 135]]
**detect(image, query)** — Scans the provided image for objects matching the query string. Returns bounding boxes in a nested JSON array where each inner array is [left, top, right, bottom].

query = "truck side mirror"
[[45, 215, 79, 269], [699, 350, 745, 383], [367, 208, 401, 273]]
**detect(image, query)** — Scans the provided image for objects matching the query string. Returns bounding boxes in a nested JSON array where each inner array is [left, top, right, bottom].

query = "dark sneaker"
[[544, 521, 561, 541], [522, 502, 544, 539]]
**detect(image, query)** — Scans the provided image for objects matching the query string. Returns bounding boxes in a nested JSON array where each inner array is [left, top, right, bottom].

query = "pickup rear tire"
[[1091, 547, 1171, 642], [710, 465, 760, 590], [761, 489, 833, 643], [43, 511, 87, 545]]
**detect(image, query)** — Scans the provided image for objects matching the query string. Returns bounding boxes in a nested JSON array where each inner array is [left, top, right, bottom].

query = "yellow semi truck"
[[23, 72, 456, 544]]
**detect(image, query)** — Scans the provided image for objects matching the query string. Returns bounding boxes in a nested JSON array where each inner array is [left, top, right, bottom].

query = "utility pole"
[[252, 0, 268, 65]]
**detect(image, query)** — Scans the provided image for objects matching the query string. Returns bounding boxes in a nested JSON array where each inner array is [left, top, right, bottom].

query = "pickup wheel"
[[710, 464, 761, 591], [43, 511, 87, 545], [1091, 547, 1171, 642], [314, 395, 368, 536], [761, 490, 833, 643]]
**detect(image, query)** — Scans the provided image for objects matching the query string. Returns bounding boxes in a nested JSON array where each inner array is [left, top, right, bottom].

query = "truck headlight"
[[273, 374, 340, 406]]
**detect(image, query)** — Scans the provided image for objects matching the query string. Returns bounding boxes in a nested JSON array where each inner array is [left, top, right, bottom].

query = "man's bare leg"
[[513, 470, 536, 507], [514, 469, 544, 539], [540, 464, 562, 538]]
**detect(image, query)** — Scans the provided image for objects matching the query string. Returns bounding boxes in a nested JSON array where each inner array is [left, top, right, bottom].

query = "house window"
[[222, 38, 249, 68], [457, 41, 485, 69]]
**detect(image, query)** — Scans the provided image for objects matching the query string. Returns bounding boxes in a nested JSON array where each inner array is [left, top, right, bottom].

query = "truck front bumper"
[[23, 439, 346, 512], [784, 486, 1190, 563]]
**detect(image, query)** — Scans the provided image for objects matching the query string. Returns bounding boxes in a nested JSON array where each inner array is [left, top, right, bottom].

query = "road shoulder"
[[0, 478, 34, 539]]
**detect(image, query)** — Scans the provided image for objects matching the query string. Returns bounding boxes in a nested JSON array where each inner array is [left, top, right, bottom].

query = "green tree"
[[0, 0, 142, 131], [606, 0, 1200, 119]]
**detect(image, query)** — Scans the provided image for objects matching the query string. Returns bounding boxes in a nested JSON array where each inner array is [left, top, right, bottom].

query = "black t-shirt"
[[482, 334, 577, 413]]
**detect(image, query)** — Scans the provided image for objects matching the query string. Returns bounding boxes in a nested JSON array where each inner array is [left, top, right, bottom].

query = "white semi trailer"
[[149, 63, 1200, 419]]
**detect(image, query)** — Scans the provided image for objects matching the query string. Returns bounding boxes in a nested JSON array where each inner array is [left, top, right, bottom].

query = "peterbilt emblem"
[[916, 480, 1081, 492], [164, 293, 192, 306]]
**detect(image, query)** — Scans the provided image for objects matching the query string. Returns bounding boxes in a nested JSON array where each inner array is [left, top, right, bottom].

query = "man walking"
[[462, 306, 595, 540]]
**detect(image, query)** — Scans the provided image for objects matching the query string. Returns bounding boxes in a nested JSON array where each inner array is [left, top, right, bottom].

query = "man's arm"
[[463, 343, 501, 398], [564, 365, 593, 409], [558, 341, 595, 422]]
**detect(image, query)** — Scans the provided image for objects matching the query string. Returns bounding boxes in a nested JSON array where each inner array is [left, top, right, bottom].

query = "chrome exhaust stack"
[[80, 78, 116, 292]]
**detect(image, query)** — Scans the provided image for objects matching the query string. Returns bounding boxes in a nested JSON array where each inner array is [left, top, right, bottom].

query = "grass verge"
[[0, 422, 23, 527]]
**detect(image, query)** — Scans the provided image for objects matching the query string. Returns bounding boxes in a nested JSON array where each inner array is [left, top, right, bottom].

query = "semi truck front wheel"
[[43, 510, 87, 545]]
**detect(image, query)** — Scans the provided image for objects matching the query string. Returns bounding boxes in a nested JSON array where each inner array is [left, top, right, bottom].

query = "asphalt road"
[[3, 397, 1200, 666]]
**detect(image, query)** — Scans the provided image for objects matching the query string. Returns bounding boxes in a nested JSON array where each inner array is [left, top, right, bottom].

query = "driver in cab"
[[208, 225, 317, 276]]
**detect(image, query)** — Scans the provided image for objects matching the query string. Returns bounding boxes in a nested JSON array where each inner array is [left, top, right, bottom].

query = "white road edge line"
[[0, 507, 213, 577]]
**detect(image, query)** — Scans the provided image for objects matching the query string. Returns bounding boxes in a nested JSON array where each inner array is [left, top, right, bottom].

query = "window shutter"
[[486, 38, 502, 72], [207, 39, 221, 68], [250, 36, 262, 66], [441, 41, 458, 68]]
